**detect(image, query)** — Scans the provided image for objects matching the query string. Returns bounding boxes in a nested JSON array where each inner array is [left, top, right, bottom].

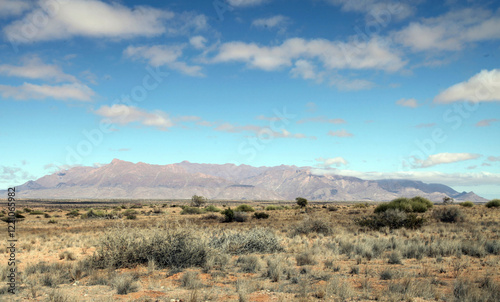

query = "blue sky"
[[0, 0, 499, 198]]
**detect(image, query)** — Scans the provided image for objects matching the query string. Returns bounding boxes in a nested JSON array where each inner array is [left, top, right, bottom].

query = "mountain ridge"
[[8, 159, 488, 202]]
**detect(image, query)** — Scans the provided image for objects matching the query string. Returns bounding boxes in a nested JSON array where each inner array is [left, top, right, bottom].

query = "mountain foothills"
[[10, 159, 487, 202]]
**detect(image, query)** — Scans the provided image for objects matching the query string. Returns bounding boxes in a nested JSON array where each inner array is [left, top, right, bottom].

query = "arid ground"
[[1, 199, 499, 302]]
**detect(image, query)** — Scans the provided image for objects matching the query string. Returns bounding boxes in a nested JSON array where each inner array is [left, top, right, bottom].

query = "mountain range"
[[8, 159, 487, 202]]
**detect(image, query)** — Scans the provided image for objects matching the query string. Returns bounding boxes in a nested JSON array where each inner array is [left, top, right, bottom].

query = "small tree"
[[296, 197, 308, 208], [191, 195, 206, 207], [443, 196, 454, 204]]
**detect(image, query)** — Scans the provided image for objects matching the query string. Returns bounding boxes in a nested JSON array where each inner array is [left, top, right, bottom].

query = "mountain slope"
[[9, 159, 488, 202]]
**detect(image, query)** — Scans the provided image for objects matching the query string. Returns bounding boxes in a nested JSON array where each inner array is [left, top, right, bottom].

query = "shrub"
[[181, 206, 205, 215], [113, 273, 138, 295], [66, 210, 80, 217], [237, 255, 262, 273], [265, 205, 285, 211], [296, 197, 308, 208], [290, 218, 333, 236], [296, 252, 317, 266], [357, 209, 425, 230], [380, 269, 395, 280], [44, 213, 51, 218], [204, 205, 221, 212], [253, 212, 269, 219], [209, 228, 284, 255], [81, 209, 105, 219], [191, 195, 206, 207], [433, 207, 465, 223], [460, 201, 474, 207], [29, 210, 45, 215], [234, 212, 249, 222], [235, 204, 255, 212], [388, 251, 402, 264], [375, 196, 433, 213], [485, 199, 500, 208], [221, 208, 235, 222], [48, 219, 57, 224], [180, 271, 201, 289]]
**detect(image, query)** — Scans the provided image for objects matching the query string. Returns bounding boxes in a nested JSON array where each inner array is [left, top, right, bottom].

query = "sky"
[[0, 0, 499, 199]]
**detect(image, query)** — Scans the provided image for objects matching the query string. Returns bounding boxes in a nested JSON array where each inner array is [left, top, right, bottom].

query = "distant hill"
[[7, 159, 488, 202]]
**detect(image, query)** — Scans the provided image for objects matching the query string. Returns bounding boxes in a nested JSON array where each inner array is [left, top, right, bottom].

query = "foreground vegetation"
[[0, 198, 499, 301]]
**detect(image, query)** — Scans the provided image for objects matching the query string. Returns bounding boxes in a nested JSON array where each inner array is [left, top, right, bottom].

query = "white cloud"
[[297, 116, 346, 124], [476, 119, 499, 127], [416, 153, 481, 168], [227, 0, 269, 7], [0, 0, 30, 18], [394, 8, 500, 52], [0, 57, 77, 82], [290, 60, 321, 81], [330, 78, 375, 91], [396, 98, 419, 108], [315, 157, 348, 167], [4, 0, 173, 43], [0, 165, 35, 183], [434, 69, 500, 104], [252, 15, 289, 29], [190, 36, 207, 49], [328, 129, 353, 137], [212, 37, 405, 72], [325, 0, 414, 21], [94, 104, 173, 130], [124, 45, 204, 77], [0, 82, 94, 101]]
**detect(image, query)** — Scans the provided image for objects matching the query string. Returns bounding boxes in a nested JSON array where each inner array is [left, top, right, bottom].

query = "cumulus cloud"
[[0, 82, 94, 101], [124, 45, 204, 77], [290, 60, 322, 81], [252, 15, 289, 29], [394, 8, 500, 52], [4, 0, 173, 43], [0, 57, 77, 82], [0, 0, 30, 18], [297, 116, 346, 124], [415, 152, 480, 168], [94, 104, 173, 130], [227, 0, 269, 7], [328, 129, 353, 137], [434, 69, 500, 103], [212, 37, 405, 72], [396, 98, 419, 108], [476, 119, 499, 127], [315, 157, 348, 167]]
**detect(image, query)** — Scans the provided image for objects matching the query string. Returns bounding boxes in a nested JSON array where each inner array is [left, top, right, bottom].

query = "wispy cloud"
[[434, 69, 500, 103], [396, 98, 419, 108], [124, 45, 204, 77], [252, 15, 290, 29], [0, 83, 94, 101], [324, 0, 414, 21], [476, 118, 499, 127], [0, 0, 29, 18], [227, 0, 270, 7], [297, 116, 346, 124], [214, 122, 314, 139], [488, 156, 500, 162], [415, 152, 480, 168], [0, 57, 77, 82], [315, 157, 348, 167], [94, 104, 173, 130], [328, 129, 353, 137]]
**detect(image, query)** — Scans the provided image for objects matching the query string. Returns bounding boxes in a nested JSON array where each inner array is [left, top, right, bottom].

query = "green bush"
[[253, 212, 269, 219], [29, 210, 45, 215], [375, 196, 433, 213], [221, 208, 235, 222], [81, 209, 105, 219], [180, 206, 205, 215], [485, 199, 500, 208], [204, 205, 221, 212], [296, 197, 308, 208], [459, 201, 474, 207], [357, 209, 425, 230], [66, 210, 80, 217], [191, 195, 206, 207], [235, 204, 255, 212], [433, 207, 465, 223], [265, 205, 285, 211]]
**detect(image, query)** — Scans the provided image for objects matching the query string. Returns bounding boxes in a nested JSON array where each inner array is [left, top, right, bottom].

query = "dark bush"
[[180, 206, 205, 215], [433, 207, 465, 223], [253, 212, 269, 219], [485, 199, 500, 208], [459, 201, 474, 207], [290, 218, 333, 236], [234, 212, 249, 222], [375, 196, 433, 214], [221, 208, 235, 222], [296, 197, 308, 208], [357, 209, 425, 230]]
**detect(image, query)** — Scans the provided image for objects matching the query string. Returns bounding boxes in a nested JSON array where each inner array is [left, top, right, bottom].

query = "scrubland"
[[1, 199, 499, 301]]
